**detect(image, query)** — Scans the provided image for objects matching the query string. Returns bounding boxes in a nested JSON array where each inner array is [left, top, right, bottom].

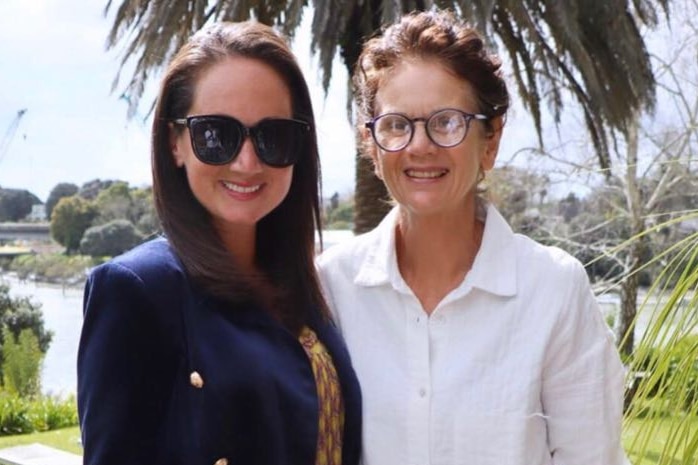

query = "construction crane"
[[0, 108, 27, 164]]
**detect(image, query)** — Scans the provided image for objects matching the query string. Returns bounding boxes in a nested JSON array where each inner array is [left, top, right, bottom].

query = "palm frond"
[[624, 216, 698, 465]]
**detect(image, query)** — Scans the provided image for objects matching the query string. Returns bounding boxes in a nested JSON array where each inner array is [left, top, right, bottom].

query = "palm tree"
[[622, 223, 698, 464], [104, 0, 669, 233]]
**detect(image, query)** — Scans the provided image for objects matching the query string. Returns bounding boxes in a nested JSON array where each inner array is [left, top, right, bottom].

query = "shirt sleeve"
[[542, 260, 631, 465], [315, 257, 341, 328], [78, 262, 179, 465]]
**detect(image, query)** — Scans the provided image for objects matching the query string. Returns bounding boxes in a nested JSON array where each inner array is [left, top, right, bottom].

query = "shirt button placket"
[[406, 305, 431, 465]]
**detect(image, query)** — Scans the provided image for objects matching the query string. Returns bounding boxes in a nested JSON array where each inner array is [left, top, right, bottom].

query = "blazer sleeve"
[[78, 261, 180, 465]]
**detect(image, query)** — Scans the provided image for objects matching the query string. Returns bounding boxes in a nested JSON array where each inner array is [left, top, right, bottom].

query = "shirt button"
[[214, 459, 228, 465], [418, 388, 427, 397], [190, 371, 204, 388]]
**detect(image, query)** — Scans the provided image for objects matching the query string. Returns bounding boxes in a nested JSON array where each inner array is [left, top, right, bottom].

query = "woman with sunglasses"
[[317, 10, 628, 465], [77, 21, 361, 465]]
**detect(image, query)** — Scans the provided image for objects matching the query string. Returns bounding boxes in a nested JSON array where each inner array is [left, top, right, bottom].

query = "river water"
[[1, 273, 84, 397]]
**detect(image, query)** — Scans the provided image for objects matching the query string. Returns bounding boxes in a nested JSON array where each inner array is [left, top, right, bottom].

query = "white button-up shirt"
[[317, 205, 629, 465]]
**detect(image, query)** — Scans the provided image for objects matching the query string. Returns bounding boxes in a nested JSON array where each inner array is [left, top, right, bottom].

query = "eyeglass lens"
[[370, 109, 477, 152], [182, 115, 309, 167]]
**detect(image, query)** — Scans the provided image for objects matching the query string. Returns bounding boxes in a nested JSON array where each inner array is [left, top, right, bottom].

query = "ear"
[[169, 123, 185, 167], [480, 116, 503, 172]]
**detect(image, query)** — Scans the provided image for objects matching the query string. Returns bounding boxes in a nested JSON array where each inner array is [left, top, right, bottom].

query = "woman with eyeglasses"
[[317, 10, 628, 465], [77, 21, 361, 465]]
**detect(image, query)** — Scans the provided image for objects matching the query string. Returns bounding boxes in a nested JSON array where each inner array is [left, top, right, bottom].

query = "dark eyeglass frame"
[[365, 108, 489, 152], [171, 114, 311, 167]]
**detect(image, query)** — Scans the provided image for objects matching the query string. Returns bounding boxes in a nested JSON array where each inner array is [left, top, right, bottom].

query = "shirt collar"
[[353, 202, 517, 297], [354, 207, 403, 289]]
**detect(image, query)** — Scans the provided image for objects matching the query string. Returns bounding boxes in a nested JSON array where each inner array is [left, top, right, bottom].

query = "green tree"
[[50, 196, 97, 254], [0, 188, 41, 222], [326, 197, 355, 230], [80, 219, 144, 257], [104, 0, 668, 234], [78, 179, 117, 201], [94, 181, 135, 224], [131, 187, 159, 236], [1, 327, 43, 398], [45, 182, 78, 220], [0, 283, 52, 385]]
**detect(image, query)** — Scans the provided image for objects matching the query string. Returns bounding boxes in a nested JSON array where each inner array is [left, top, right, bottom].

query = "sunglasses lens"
[[185, 116, 309, 167], [190, 117, 242, 165], [254, 119, 309, 167]]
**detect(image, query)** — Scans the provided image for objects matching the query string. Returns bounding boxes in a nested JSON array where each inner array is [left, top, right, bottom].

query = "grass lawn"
[[0, 426, 82, 455], [0, 418, 693, 463], [624, 416, 698, 465]]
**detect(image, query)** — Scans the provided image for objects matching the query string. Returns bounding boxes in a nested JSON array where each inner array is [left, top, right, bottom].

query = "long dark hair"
[[151, 21, 326, 331]]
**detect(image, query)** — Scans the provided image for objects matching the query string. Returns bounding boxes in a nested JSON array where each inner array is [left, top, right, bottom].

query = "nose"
[[230, 136, 263, 172], [406, 122, 435, 154]]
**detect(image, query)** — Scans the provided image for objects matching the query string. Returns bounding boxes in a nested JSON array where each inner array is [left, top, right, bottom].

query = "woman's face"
[[171, 56, 294, 236], [370, 59, 501, 219]]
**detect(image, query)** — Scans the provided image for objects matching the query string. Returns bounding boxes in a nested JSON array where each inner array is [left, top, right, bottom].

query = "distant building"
[[26, 204, 46, 222]]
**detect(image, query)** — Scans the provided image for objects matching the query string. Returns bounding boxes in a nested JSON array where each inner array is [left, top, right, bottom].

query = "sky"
[[0, 0, 544, 204]]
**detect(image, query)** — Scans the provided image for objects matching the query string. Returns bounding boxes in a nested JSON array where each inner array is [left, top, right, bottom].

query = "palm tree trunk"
[[342, 0, 394, 234], [619, 112, 643, 411], [354, 155, 391, 234]]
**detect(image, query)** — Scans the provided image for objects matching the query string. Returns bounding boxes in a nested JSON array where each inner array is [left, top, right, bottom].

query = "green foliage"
[[94, 181, 133, 224], [44, 183, 78, 220], [0, 188, 41, 222], [80, 219, 143, 257], [50, 196, 97, 253], [0, 392, 77, 436], [93, 183, 158, 237], [2, 327, 42, 398], [131, 187, 159, 236], [0, 392, 32, 435], [0, 283, 52, 381], [624, 224, 698, 464], [78, 179, 116, 200], [9, 253, 93, 285], [325, 198, 354, 230]]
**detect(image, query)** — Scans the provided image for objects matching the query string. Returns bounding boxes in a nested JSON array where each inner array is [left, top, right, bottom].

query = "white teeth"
[[405, 169, 447, 179], [222, 181, 261, 193]]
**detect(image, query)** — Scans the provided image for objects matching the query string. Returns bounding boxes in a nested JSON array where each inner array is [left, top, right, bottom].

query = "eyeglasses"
[[365, 108, 488, 152], [171, 114, 311, 167]]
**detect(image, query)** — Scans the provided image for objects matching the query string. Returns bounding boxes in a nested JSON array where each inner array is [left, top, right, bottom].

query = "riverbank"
[[0, 273, 84, 397]]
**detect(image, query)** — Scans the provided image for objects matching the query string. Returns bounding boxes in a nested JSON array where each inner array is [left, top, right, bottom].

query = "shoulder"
[[316, 228, 379, 279], [513, 233, 588, 282], [87, 237, 188, 297]]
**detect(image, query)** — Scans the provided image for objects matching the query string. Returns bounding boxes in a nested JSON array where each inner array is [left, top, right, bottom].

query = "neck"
[[215, 222, 257, 273], [395, 201, 484, 313]]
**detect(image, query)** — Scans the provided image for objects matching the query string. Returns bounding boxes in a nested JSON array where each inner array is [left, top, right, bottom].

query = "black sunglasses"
[[171, 114, 311, 167]]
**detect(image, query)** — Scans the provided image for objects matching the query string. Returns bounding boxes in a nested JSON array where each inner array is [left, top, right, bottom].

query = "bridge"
[[0, 222, 51, 243]]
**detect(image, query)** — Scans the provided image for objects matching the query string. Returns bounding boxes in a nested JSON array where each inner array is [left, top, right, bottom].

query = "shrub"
[[0, 392, 32, 435], [0, 283, 52, 384], [9, 253, 93, 285], [2, 327, 43, 398], [80, 219, 143, 257], [0, 391, 77, 435]]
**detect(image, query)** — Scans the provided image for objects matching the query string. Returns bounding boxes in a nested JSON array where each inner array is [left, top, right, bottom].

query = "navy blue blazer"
[[77, 238, 361, 465]]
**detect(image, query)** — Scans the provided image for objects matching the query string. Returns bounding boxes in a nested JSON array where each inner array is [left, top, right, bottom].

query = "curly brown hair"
[[354, 10, 510, 157]]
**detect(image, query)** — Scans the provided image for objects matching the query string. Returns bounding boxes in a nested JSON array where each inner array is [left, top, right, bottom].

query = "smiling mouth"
[[405, 169, 448, 179], [222, 181, 262, 193]]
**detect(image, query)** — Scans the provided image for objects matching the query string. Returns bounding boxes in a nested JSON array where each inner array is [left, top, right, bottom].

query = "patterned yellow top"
[[299, 326, 345, 465]]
